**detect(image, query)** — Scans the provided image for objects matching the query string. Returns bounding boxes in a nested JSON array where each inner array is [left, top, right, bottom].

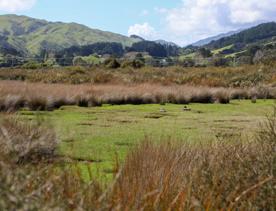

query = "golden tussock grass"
[[0, 80, 275, 111]]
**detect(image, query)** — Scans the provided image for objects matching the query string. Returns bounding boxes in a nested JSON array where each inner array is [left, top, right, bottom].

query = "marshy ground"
[[16, 100, 274, 179]]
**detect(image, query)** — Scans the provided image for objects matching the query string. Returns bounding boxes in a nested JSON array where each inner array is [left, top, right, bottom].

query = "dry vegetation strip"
[[0, 115, 275, 210], [0, 80, 276, 111], [0, 63, 276, 86]]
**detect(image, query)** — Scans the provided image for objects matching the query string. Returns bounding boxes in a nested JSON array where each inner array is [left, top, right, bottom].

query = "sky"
[[0, 0, 276, 46]]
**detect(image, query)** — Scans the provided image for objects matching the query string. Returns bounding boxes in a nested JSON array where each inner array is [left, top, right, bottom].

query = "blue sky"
[[14, 0, 180, 35], [0, 0, 276, 46], [0, 0, 180, 39]]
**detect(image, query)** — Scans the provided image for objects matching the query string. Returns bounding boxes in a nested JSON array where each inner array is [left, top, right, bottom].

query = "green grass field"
[[18, 100, 274, 179], [212, 44, 234, 54]]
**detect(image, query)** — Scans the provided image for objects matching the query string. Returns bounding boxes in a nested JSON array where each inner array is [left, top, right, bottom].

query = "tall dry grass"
[[0, 114, 275, 210], [1, 62, 276, 87], [0, 80, 275, 111], [109, 139, 275, 210], [0, 116, 58, 164]]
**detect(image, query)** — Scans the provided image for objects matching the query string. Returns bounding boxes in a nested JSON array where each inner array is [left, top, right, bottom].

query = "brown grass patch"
[[0, 81, 275, 111], [0, 116, 58, 164], [1, 63, 276, 87]]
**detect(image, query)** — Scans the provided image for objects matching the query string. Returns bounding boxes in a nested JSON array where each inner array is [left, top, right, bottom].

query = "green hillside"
[[205, 22, 276, 49], [0, 15, 138, 56], [180, 22, 276, 62]]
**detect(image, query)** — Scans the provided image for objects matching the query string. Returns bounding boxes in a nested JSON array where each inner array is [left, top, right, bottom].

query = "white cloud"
[[163, 0, 276, 45], [0, 0, 36, 12], [128, 22, 157, 40]]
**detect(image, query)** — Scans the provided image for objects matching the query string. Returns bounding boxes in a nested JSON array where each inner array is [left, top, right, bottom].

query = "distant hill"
[[192, 29, 242, 46], [130, 35, 145, 41], [154, 40, 179, 47], [0, 15, 139, 56], [205, 22, 276, 49], [179, 22, 276, 62], [127, 40, 180, 57]]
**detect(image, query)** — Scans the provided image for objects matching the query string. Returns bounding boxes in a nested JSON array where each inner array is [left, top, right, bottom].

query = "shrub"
[[197, 48, 213, 58], [104, 58, 121, 69], [121, 59, 145, 69], [181, 58, 195, 67], [73, 56, 88, 66], [212, 57, 230, 67], [22, 61, 43, 69]]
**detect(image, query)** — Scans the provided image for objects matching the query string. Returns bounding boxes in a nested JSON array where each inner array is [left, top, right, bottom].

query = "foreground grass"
[[16, 100, 275, 178], [0, 110, 275, 210]]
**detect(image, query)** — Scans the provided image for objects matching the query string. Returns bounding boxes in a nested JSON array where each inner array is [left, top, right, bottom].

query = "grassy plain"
[[17, 100, 274, 179]]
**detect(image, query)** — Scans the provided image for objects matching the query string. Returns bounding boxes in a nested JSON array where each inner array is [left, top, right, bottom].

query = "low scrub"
[[0, 62, 276, 86], [0, 81, 276, 111]]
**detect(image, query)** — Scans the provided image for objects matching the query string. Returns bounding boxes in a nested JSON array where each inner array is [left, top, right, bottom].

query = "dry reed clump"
[[0, 81, 276, 112], [0, 160, 103, 210], [0, 116, 58, 164], [0, 116, 102, 210], [0, 113, 275, 210], [108, 132, 275, 210], [213, 89, 231, 104]]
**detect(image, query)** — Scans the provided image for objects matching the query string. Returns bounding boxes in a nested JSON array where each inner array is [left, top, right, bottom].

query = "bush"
[[73, 56, 88, 66], [212, 57, 230, 67], [104, 58, 121, 69], [181, 58, 195, 67], [121, 59, 145, 69], [197, 48, 213, 58], [22, 61, 43, 69]]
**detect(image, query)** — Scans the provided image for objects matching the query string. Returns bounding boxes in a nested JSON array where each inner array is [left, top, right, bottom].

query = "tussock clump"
[[257, 109, 276, 146], [174, 95, 190, 104], [230, 89, 250, 100], [214, 90, 231, 104], [0, 161, 103, 210], [48, 96, 75, 109], [0, 95, 25, 112], [109, 138, 275, 210], [0, 81, 276, 112], [26, 96, 49, 111], [190, 89, 214, 103], [0, 116, 58, 164]]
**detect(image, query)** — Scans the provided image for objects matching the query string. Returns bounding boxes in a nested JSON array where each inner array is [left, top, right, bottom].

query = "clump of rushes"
[[0, 116, 58, 164], [1, 81, 276, 112], [109, 134, 275, 210]]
